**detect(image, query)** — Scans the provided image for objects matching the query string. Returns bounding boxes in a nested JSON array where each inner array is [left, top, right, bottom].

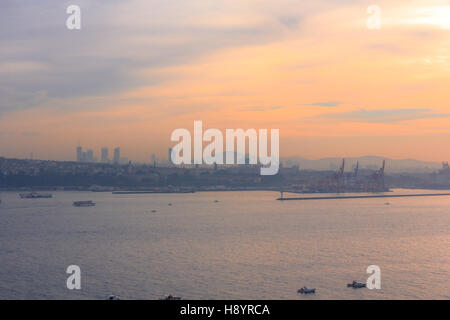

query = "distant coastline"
[[1, 156, 449, 192]]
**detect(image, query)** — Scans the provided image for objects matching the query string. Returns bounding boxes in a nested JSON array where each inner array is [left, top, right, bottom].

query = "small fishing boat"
[[298, 287, 316, 294], [73, 200, 96, 207], [161, 295, 182, 300], [347, 281, 366, 288]]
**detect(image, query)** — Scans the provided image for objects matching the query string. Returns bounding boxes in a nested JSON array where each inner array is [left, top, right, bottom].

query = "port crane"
[[368, 160, 386, 192], [337, 159, 345, 193], [353, 161, 359, 178], [379, 160, 386, 190]]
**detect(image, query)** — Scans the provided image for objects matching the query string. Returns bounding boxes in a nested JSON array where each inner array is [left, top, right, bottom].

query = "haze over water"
[[0, 190, 449, 299]]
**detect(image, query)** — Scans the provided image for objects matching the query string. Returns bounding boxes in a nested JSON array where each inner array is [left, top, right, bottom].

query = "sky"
[[0, 0, 449, 163]]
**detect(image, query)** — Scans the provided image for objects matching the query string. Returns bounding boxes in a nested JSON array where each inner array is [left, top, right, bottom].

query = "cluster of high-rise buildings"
[[76, 146, 126, 164], [76, 146, 173, 167]]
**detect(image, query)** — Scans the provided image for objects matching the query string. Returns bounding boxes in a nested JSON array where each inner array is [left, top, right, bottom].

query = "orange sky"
[[0, 0, 449, 162]]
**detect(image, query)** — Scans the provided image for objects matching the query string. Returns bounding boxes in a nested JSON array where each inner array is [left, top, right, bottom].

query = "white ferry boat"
[[19, 192, 53, 199]]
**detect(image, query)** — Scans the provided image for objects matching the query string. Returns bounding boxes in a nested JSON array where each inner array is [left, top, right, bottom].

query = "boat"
[[161, 295, 182, 300], [347, 281, 366, 288], [73, 200, 96, 207], [19, 192, 53, 199], [107, 295, 120, 300], [298, 287, 316, 294]]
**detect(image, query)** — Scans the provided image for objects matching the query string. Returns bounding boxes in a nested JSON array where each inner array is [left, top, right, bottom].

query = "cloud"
[[244, 105, 285, 112], [317, 108, 450, 123], [0, 0, 285, 115], [0, 0, 361, 117], [304, 101, 342, 107], [21, 131, 40, 137], [0, 130, 40, 136], [1, 1, 309, 98], [367, 44, 406, 54], [0, 88, 48, 116], [278, 16, 302, 29]]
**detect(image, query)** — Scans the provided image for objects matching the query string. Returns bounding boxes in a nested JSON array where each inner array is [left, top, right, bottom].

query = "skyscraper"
[[114, 147, 120, 164], [101, 148, 109, 163], [86, 149, 95, 162], [76, 146, 82, 162]]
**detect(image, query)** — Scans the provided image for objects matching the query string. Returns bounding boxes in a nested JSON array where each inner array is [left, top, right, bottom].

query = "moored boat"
[[19, 192, 53, 199], [298, 286, 316, 294], [347, 281, 366, 288], [73, 200, 96, 207]]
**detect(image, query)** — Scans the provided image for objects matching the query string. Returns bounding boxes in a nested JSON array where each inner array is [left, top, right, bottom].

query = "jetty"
[[277, 193, 450, 201]]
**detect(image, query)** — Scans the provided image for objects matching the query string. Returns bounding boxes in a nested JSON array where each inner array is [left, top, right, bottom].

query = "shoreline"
[[2, 187, 450, 194]]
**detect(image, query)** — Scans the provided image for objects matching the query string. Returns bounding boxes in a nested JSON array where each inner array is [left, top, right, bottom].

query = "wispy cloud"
[[244, 105, 285, 112], [317, 108, 450, 123], [303, 102, 342, 107], [21, 131, 40, 137]]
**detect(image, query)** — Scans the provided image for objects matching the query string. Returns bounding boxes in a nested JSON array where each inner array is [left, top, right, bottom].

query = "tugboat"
[[73, 200, 96, 207], [298, 287, 316, 294], [347, 281, 366, 288], [19, 192, 53, 199]]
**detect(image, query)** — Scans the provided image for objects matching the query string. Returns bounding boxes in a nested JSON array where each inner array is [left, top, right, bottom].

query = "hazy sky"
[[0, 0, 449, 162]]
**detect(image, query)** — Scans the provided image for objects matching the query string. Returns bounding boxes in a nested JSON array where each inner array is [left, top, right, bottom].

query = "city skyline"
[[75, 145, 130, 165], [1, 144, 447, 174]]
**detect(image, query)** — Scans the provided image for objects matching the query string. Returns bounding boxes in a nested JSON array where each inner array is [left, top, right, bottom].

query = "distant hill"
[[281, 156, 442, 173]]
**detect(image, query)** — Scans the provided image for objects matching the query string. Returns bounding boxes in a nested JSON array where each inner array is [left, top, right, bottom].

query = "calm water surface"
[[0, 190, 449, 299]]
